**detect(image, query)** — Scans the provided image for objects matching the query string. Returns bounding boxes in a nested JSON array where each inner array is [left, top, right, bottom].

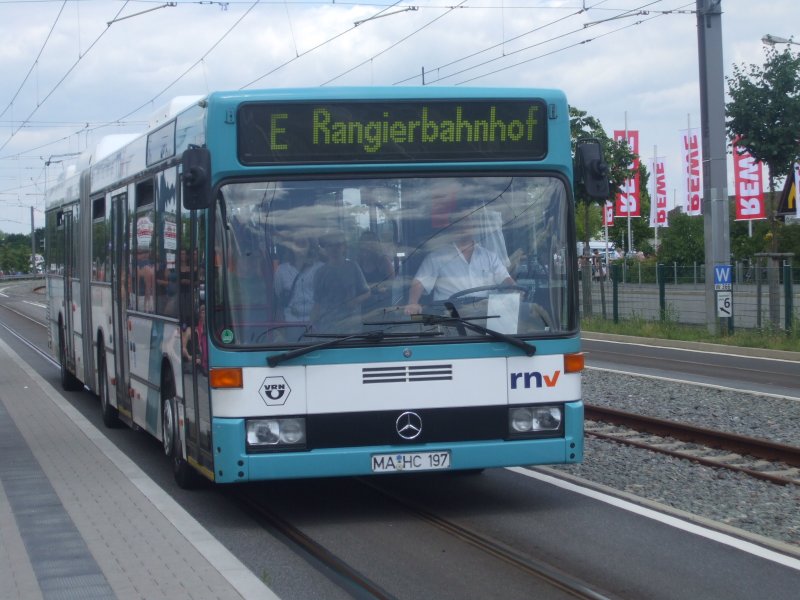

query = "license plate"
[[371, 451, 451, 473]]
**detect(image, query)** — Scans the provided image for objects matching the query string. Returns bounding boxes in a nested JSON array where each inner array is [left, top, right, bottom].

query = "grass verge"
[[581, 316, 800, 353]]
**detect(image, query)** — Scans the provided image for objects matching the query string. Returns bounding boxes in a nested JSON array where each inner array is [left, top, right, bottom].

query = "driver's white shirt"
[[414, 242, 511, 300]]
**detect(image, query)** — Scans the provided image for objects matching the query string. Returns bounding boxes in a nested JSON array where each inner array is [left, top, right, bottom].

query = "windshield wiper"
[[369, 305, 536, 357], [422, 302, 536, 356], [266, 329, 442, 367]]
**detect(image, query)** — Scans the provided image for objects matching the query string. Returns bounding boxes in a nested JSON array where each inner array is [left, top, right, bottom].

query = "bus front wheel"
[[162, 394, 198, 489]]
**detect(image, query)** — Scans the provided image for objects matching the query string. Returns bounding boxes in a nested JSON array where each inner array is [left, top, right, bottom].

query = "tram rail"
[[585, 405, 800, 486], [357, 478, 617, 600]]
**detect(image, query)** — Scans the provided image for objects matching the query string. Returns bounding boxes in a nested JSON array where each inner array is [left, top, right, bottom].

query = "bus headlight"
[[246, 418, 306, 448], [508, 406, 563, 436]]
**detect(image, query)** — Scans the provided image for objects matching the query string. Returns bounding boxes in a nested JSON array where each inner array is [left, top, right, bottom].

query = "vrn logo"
[[510, 370, 561, 389], [259, 376, 291, 406]]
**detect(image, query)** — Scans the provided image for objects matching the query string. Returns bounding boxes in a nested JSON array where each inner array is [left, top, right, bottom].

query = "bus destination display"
[[237, 100, 548, 165]]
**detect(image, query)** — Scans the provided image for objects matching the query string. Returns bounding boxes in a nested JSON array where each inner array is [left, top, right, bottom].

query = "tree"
[[656, 209, 705, 265], [726, 45, 800, 253], [0, 230, 40, 274]]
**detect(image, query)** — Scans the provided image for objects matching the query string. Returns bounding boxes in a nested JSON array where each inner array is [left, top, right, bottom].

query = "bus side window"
[[133, 178, 156, 313], [91, 196, 109, 282], [156, 168, 179, 318]]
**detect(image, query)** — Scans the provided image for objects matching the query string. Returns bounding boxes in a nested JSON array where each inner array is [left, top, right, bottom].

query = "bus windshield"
[[212, 174, 573, 348]]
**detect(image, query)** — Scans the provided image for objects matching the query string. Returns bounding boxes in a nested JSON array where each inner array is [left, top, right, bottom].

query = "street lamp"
[[762, 34, 799, 46]]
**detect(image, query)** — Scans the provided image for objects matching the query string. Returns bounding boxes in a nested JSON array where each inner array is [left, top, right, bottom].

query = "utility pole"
[[696, 0, 730, 334], [31, 206, 36, 274]]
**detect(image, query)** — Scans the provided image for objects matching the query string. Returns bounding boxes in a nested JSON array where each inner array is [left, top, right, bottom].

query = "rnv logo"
[[510, 370, 561, 389]]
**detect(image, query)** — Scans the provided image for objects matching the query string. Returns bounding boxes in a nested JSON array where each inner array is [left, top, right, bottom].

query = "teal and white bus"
[[45, 88, 607, 486]]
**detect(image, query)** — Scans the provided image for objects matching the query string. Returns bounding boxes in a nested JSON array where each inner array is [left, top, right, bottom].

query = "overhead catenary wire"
[[0, 1, 67, 121], [2, 1, 259, 163], [392, 0, 605, 85], [321, 0, 468, 86], [0, 1, 131, 155], [0, 0, 676, 160], [240, 0, 405, 88], [0, 0, 698, 223], [112, 0, 262, 124], [451, 1, 693, 85], [393, 0, 683, 86], [1, 0, 256, 162]]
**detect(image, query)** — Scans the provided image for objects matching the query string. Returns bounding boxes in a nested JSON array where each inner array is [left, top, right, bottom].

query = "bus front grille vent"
[[362, 364, 453, 384]]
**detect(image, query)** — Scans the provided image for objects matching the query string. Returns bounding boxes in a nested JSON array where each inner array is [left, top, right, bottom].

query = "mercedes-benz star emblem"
[[396, 411, 422, 440]]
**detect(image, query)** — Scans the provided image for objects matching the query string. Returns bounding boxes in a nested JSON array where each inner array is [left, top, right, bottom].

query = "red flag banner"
[[602, 200, 614, 227], [794, 162, 800, 219], [680, 128, 702, 215], [613, 130, 641, 217], [733, 140, 766, 221], [650, 157, 668, 227]]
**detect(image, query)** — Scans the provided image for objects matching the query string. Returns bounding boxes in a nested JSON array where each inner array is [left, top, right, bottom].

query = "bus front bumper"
[[211, 401, 583, 483]]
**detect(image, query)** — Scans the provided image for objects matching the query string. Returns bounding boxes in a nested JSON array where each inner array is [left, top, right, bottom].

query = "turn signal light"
[[209, 368, 243, 389], [564, 352, 584, 373]]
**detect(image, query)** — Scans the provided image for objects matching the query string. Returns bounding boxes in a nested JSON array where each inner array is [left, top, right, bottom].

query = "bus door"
[[180, 206, 213, 477], [61, 210, 76, 367], [110, 191, 133, 421]]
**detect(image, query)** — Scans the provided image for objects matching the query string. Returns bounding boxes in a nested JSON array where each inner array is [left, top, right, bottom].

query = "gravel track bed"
[[584, 368, 800, 445], [551, 369, 800, 548]]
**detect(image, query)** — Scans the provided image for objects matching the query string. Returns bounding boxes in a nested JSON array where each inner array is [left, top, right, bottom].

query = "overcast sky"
[[0, 0, 795, 234]]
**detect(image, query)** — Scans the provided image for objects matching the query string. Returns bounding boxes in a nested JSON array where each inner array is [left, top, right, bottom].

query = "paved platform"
[[0, 335, 279, 600]]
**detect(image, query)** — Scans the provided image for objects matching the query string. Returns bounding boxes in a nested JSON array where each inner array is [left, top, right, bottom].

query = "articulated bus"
[[45, 88, 608, 486]]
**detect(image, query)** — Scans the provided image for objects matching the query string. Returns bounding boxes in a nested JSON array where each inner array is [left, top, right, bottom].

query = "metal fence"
[[578, 260, 799, 332], [0, 273, 45, 283]]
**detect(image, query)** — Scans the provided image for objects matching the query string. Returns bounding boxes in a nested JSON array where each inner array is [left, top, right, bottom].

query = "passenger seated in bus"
[[357, 230, 395, 315], [311, 231, 370, 331], [404, 213, 514, 316], [274, 237, 322, 323]]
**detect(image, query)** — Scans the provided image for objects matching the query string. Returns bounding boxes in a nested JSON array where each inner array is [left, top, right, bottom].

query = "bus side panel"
[[127, 316, 181, 437], [128, 315, 156, 434]]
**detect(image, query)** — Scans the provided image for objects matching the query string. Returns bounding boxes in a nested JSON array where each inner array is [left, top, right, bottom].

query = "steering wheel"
[[447, 283, 528, 302], [254, 323, 309, 343]]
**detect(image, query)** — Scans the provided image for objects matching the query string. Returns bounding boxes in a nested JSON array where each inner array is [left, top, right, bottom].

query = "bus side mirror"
[[182, 146, 212, 210], [576, 139, 610, 200]]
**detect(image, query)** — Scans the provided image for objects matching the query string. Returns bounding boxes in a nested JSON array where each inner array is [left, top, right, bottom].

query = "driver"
[[404, 212, 514, 315]]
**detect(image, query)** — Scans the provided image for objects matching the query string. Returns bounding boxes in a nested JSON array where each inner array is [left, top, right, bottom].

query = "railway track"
[[233, 477, 619, 600], [358, 478, 616, 600], [585, 405, 800, 486], [232, 488, 399, 600]]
